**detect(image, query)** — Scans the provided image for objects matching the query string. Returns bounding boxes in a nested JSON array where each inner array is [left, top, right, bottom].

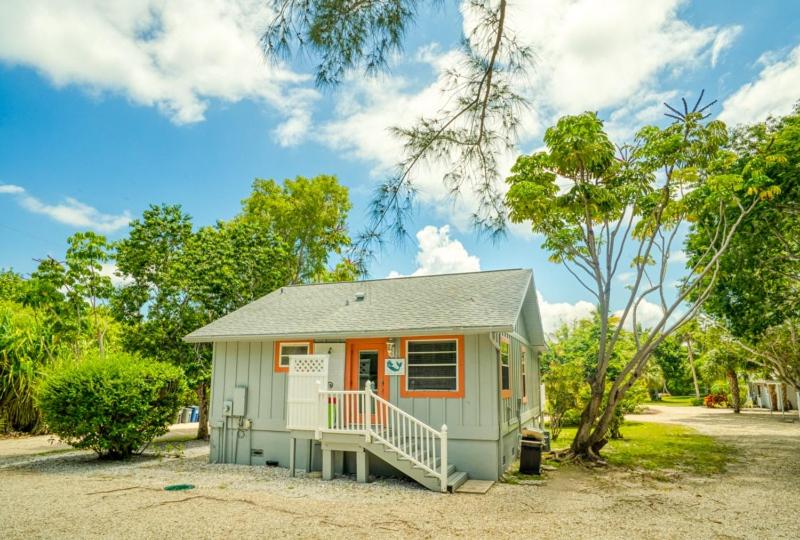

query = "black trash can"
[[519, 439, 542, 475]]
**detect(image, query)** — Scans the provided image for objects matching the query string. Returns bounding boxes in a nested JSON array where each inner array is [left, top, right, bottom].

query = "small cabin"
[[185, 268, 546, 492]]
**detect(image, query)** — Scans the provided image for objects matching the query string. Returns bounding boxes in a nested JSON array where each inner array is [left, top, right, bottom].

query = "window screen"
[[406, 339, 458, 391]]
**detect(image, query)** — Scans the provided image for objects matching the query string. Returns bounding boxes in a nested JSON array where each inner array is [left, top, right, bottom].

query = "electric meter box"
[[232, 386, 247, 417]]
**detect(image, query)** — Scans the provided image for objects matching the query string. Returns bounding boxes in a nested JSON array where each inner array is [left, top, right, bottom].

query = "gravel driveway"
[[1, 408, 797, 539]]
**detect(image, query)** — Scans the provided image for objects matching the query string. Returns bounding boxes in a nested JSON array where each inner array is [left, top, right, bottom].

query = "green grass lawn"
[[645, 395, 698, 407], [548, 421, 734, 476]]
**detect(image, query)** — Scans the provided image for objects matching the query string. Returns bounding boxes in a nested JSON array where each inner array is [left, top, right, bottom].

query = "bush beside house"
[[38, 353, 186, 459]]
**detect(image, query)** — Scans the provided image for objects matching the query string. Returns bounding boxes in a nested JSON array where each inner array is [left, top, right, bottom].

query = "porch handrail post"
[[364, 381, 373, 441], [316, 380, 324, 439], [440, 424, 448, 493]]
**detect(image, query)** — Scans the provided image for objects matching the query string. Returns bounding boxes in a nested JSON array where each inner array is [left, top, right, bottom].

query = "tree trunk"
[[726, 368, 741, 413], [569, 384, 606, 458], [196, 383, 209, 440], [686, 338, 700, 399]]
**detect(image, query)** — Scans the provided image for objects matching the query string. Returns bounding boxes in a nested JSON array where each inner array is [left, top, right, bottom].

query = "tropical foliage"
[[0, 235, 120, 433], [1, 175, 353, 440], [687, 106, 800, 390], [544, 316, 651, 441]]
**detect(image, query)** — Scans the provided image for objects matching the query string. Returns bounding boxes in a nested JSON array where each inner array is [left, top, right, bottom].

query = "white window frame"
[[278, 341, 311, 368]]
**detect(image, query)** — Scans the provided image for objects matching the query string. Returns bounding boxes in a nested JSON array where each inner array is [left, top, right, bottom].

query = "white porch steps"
[[307, 382, 465, 493], [364, 434, 469, 492]]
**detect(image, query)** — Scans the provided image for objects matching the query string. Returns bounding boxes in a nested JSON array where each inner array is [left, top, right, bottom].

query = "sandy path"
[[0, 409, 797, 539], [0, 423, 201, 459]]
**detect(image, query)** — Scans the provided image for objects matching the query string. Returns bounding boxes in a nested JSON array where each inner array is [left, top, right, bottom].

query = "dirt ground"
[[1, 408, 798, 539]]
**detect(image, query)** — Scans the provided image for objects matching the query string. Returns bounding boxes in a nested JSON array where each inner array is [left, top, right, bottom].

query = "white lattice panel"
[[286, 354, 329, 431]]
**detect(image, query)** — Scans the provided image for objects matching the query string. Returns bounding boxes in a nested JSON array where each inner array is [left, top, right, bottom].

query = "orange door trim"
[[345, 338, 390, 401]]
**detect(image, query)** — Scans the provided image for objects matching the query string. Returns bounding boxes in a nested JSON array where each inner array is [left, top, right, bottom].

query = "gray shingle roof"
[[184, 268, 544, 345]]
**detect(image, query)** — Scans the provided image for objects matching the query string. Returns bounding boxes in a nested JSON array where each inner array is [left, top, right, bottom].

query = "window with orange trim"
[[500, 337, 511, 399], [274, 340, 313, 372], [400, 336, 464, 398]]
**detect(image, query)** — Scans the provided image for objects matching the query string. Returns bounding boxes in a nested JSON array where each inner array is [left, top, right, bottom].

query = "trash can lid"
[[521, 440, 543, 447], [522, 429, 545, 441]]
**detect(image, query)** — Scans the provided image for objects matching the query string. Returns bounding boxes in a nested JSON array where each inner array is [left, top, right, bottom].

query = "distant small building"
[[185, 269, 546, 492], [748, 379, 799, 414]]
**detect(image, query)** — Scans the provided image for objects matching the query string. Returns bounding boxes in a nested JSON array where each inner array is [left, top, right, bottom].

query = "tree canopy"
[[687, 105, 800, 340], [240, 175, 352, 283], [113, 175, 353, 438], [2, 174, 353, 437], [505, 104, 776, 460]]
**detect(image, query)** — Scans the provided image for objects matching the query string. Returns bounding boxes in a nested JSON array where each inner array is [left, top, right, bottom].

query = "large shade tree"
[[687, 106, 799, 393], [505, 105, 777, 460], [114, 176, 353, 438], [114, 205, 292, 438], [687, 106, 799, 340]]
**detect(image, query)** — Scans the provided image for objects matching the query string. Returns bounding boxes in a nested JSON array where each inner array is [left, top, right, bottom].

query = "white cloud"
[[316, 0, 739, 228], [711, 25, 743, 68], [0, 184, 25, 194], [100, 263, 133, 287], [617, 298, 666, 331], [388, 224, 480, 277], [0, 0, 317, 137], [613, 297, 685, 331], [507, 0, 732, 115], [669, 250, 688, 264], [537, 292, 595, 335], [0, 185, 130, 233], [616, 272, 635, 284], [719, 44, 800, 125]]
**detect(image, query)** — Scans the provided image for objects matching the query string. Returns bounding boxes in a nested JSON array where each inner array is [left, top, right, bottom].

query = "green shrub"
[[37, 353, 186, 459]]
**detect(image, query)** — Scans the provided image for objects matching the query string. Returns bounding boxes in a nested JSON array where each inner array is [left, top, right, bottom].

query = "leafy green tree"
[[240, 175, 351, 283], [687, 106, 799, 340], [0, 269, 26, 302], [544, 315, 648, 442], [262, 1, 533, 265], [63, 232, 114, 354], [505, 105, 776, 460], [696, 324, 750, 413], [18, 233, 114, 357], [735, 319, 800, 392], [113, 204, 210, 436], [652, 334, 694, 396], [182, 219, 292, 320]]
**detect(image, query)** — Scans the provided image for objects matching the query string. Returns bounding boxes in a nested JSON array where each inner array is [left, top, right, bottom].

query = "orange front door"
[[346, 338, 389, 400]]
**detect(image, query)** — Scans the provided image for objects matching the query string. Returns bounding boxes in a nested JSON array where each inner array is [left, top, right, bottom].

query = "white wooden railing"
[[315, 381, 449, 492]]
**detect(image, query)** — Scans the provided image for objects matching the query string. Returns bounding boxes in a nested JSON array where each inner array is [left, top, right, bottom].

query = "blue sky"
[[1, 0, 799, 331]]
